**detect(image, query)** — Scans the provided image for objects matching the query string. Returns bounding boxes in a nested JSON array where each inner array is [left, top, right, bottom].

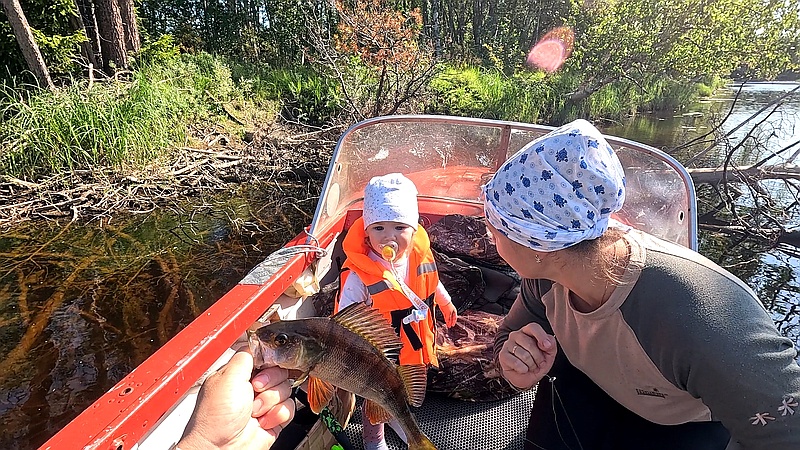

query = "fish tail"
[[408, 435, 437, 450]]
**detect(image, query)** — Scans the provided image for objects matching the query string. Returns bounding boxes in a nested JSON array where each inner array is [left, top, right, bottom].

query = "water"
[[0, 183, 319, 449], [605, 81, 800, 346], [1, 82, 799, 449]]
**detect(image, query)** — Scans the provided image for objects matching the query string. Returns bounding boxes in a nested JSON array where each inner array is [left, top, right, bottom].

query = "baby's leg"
[[362, 403, 389, 450]]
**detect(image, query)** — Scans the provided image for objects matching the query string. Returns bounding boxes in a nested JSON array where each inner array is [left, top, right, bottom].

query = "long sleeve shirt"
[[495, 228, 800, 449]]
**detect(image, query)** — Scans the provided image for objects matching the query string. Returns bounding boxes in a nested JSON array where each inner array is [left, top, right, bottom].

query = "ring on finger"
[[512, 344, 519, 356]]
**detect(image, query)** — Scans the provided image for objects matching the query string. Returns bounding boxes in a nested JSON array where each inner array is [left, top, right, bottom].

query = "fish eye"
[[275, 333, 288, 346]]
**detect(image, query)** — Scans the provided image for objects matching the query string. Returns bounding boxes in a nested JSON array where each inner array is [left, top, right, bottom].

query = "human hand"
[[177, 351, 295, 450], [441, 301, 458, 328], [497, 323, 557, 390]]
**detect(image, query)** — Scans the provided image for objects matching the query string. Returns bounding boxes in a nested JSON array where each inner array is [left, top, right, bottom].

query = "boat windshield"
[[311, 116, 696, 249]]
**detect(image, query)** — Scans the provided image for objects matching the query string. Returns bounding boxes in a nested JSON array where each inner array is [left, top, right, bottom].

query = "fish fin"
[[291, 370, 309, 388], [408, 435, 438, 450], [363, 399, 393, 425], [329, 388, 357, 428], [307, 376, 336, 414], [333, 303, 402, 360], [397, 364, 428, 407]]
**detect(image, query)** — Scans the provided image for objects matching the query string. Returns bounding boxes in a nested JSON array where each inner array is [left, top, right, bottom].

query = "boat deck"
[[347, 389, 536, 449]]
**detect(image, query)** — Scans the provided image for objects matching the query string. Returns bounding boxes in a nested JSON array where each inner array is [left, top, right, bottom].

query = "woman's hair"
[[565, 227, 632, 285]]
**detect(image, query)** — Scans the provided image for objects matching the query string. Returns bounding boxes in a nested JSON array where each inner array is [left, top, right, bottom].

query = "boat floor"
[[343, 389, 536, 449]]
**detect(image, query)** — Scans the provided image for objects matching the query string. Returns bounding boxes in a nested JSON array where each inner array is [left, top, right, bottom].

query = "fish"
[[250, 302, 437, 450]]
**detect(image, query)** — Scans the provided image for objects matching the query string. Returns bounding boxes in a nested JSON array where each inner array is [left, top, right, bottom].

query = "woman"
[[489, 119, 800, 449]]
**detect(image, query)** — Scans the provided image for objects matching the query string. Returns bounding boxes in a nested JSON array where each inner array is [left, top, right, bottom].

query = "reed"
[[427, 65, 555, 123], [0, 54, 240, 180]]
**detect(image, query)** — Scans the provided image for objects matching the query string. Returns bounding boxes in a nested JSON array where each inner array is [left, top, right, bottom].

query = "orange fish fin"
[[333, 303, 402, 360], [307, 376, 335, 414], [397, 364, 428, 407], [363, 399, 393, 425]]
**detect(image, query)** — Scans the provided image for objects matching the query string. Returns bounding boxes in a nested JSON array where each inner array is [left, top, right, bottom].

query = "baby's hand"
[[440, 301, 458, 328]]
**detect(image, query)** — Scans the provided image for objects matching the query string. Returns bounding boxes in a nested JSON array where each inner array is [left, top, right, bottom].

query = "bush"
[[427, 65, 555, 123]]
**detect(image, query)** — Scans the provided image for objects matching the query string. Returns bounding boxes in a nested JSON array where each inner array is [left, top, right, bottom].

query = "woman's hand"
[[440, 301, 458, 328], [177, 351, 296, 450], [498, 323, 557, 390]]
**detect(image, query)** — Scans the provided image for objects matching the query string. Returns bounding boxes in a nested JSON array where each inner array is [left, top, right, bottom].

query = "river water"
[[0, 82, 798, 449]]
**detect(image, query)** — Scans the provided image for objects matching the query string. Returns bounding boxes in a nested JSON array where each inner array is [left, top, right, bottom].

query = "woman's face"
[[486, 223, 541, 278], [365, 221, 415, 259]]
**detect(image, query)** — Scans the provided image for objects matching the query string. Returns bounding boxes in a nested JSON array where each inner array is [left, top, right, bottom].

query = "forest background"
[[1, 0, 798, 182], [2, 0, 800, 314]]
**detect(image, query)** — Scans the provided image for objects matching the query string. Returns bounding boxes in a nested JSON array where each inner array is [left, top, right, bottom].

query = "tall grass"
[[427, 65, 558, 123], [227, 62, 342, 126], [0, 53, 240, 180]]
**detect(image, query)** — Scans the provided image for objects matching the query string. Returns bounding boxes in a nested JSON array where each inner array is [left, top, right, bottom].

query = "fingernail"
[[252, 373, 270, 390], [252, 397, 264, 413]]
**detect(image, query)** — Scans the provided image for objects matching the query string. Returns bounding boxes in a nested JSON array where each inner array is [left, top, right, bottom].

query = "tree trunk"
[[428, 0, 442, 57], [117, 0, 140, 54], [69, 0, 98, 70], [94, 0, 128, 73], [75, 0, 103, 71], [0, 0, 55, 90]]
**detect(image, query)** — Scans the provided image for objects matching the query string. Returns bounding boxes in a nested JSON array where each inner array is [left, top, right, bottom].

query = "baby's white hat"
[[363, 173, 419, 230]]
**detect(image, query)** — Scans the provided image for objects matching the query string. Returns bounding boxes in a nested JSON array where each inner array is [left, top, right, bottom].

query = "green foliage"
[[137, 0, 323, 64], [32, 29, 87, 76], [0, 53, 243, 179], [228, 63, 342, 126], [0, 0, 84, 83], [134, 35, 181, 68], [427, 65, 554, 123]]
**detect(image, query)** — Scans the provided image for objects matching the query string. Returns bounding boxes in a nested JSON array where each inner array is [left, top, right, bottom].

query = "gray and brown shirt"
[[496, 228, 800, 449]]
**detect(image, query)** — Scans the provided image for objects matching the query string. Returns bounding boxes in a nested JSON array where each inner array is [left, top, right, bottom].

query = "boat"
[[41, 115, 697, 450]]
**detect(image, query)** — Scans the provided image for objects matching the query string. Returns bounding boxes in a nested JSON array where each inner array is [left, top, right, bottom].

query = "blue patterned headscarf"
[[483, 119, 626, 252]]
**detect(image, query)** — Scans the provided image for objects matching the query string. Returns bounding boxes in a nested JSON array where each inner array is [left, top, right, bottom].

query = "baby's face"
[[365, 221, 415, 260]]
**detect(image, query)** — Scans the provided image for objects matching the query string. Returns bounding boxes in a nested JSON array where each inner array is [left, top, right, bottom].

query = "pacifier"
[[381, 242, 398, 261]]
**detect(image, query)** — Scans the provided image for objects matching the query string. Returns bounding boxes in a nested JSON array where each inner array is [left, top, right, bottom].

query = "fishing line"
[[523, 375, 585, 450], [269, 244, 327, 258]]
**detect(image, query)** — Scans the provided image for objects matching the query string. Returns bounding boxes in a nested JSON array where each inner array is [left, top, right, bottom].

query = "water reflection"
[[0, 182, 318, 449], [604, 81, 800, 350]]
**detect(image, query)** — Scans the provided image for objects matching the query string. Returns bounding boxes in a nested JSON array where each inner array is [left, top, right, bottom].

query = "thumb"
[[220, 351, 255, 381]]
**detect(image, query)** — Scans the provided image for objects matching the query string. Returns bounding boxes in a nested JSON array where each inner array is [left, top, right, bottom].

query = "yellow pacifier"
[[381, 242, 398, 261]]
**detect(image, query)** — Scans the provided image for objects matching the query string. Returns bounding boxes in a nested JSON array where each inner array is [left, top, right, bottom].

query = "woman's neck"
[[557, 237, 629, 313]]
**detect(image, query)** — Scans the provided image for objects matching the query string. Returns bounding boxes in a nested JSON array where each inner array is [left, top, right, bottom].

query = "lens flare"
[[526, 26, 575, 74]]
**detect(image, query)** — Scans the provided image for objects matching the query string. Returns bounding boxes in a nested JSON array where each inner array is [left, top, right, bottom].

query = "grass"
[[0, 53, 274, 180], [0, 51, 719, 180]]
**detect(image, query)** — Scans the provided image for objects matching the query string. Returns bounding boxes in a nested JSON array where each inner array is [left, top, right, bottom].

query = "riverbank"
[[0, 119, 340, 228], [1, 52, 724, 230]]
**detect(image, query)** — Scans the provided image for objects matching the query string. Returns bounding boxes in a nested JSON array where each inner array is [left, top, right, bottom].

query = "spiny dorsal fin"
[[333, 303, 402, 360], [307, 376, 335, 414], [397, 364, 428, 407], [363, 399, 393, 425]]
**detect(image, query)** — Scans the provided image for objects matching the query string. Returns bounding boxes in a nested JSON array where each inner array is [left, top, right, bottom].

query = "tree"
[[311, 0, 438, 120], [566, 0, 800, 102], [118, 0, 140, 54], [95, 0, 128, 72], [0, 0, 55, 89]]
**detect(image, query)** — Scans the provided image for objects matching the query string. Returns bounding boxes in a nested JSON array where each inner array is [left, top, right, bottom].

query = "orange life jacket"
[[338, 216, 439, 366]]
